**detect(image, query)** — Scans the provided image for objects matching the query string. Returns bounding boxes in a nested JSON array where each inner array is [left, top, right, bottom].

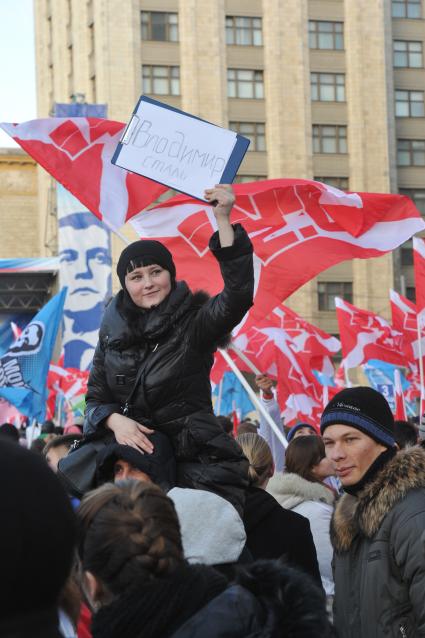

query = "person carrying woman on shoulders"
[[84, 185, 253, 511]]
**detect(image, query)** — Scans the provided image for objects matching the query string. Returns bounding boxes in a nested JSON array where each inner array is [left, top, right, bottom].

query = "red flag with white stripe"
[[336, 297, 407, 369], [394, 369, 407, 420], [0, 118, 168, 229], [130, 179, 425, 327]]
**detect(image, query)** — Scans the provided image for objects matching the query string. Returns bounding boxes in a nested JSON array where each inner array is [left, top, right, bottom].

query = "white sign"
[[113, 98, 241, 201]]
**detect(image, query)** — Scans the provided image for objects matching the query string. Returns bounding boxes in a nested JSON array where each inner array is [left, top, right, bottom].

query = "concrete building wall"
[[6, 0, 424, 331]]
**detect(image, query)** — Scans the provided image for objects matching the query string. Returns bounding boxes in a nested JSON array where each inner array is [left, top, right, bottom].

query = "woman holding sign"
[[84, 185, 253, 512]]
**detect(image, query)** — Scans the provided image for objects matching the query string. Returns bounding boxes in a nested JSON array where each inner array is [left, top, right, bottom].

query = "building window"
[[311, 73, 345, 102], [142, 65, 180, 95], [230, 122, 266, 151], [400, 189, 425, 215], [401, 240, 414, 266], [313, 125, 347, 154], [395, 90, 425, 117], [314, 177, 349, 190], [226, 16, 262, 46], [393, 40, 423, 67], [308, 21, 344, 50], [397, 139, 425, 166], [318, 282, 353, 311], [392, 0, 422, 18], [406, 287, 416, 302], [141, 11, 178, 42], [227, 69, 264, 99], [234, 175, 267, 183]]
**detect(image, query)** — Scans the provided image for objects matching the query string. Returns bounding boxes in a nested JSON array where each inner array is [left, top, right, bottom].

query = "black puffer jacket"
[[84, 224, 254, 510]]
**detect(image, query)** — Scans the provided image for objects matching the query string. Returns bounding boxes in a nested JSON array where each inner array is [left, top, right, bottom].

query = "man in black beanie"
[[0, 440, 76, 637], [321, 386, 425, 637]]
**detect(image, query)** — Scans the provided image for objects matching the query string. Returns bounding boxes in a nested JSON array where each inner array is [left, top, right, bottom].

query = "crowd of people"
[[2, 185, 425, 637]]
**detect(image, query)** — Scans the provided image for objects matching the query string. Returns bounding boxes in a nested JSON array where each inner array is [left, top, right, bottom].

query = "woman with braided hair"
[[77, 480, 333, 638], [84, 185, 252, 512]]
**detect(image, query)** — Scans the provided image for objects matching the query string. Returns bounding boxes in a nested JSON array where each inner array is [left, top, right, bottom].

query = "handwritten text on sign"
[[116, 99, 238, 200]]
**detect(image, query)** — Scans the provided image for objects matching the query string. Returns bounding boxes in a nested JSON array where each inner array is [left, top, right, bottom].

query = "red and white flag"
[[130, 179, 425, 326], [394, 369, 408, 420], [413, 237, 425, 320], [390, 289, 417, 348], [0, 118, 168, 229], [336, 297, 407, 369]]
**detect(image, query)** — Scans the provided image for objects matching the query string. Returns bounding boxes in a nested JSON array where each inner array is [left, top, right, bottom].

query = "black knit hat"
[[320, 386, 395, 448], [0, 441, 76, 619], [117, 240, 176, 288], [96, 430, 177, 491]]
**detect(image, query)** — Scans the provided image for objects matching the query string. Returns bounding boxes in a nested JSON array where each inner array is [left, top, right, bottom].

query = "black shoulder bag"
[[57, 362, 150, 499]]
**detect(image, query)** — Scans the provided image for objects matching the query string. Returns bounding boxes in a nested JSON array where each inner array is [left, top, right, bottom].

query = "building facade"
[[26, 0, 425, 336]]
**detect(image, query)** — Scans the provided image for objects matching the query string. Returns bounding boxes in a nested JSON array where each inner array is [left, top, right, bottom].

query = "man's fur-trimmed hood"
[[267, 472, 335, 510], [331, 446, 425, 552]]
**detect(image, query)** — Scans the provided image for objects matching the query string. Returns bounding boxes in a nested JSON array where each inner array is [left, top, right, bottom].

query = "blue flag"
[[0, 288, 67, 421], [213, 371, 255, 419], [363, 359, 415, 415]]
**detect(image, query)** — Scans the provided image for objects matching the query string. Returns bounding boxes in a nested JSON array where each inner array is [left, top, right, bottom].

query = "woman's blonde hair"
[[236, 433, 273, 487]]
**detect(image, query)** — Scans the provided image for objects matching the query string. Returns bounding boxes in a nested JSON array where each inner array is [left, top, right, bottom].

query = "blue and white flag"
[[363, 359, 415, 415], [213, 371, 254, 419], [0, 289, 67, 421]]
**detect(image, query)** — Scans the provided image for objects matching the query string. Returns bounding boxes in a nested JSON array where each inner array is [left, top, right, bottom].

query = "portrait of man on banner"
[[58, 187, 112, 371]]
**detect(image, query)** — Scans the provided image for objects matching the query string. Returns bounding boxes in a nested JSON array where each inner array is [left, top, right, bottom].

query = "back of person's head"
[[216, 415, 234, 435], [77, 481, 184, 601], [285, 436, 326, 483], [393, 420, 418, 448], [236, 432, 273, 487], [0, 422, 20, 443], [236, 420, 258, 436], [0, 440, 76, 621], [42, 419, 56, 434]]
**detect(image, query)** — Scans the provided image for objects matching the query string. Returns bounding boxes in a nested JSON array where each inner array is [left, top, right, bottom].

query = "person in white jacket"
[[267, 435, 336, 599]]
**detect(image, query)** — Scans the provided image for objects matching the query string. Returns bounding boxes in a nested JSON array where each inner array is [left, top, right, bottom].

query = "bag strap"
[[122, 342, 159, 416]]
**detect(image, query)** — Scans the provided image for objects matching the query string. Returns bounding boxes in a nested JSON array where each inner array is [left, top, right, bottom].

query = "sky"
[[0, 0, 37, 147]]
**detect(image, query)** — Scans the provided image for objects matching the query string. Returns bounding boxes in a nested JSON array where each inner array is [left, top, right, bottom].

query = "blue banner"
[[213, 371, 255, 419], [0, 288, 67, 421]]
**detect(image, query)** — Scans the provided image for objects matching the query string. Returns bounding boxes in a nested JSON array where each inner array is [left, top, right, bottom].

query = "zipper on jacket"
[[399, 624, 407, 637]]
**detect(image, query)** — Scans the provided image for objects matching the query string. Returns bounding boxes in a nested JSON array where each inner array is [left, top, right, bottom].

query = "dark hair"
[[30, 438, 46, 454], [216, 415, 233, 435], [42, 420, 56, 434], [43, 433, 83, 456], [393, 420, 418, 449], [285, 436, 326, 484], [0, 423, 20, 442], [77, 481, 184, 599]]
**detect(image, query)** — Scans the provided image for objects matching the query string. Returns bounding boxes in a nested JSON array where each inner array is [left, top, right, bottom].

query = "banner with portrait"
[[58, 184, 112, 371]]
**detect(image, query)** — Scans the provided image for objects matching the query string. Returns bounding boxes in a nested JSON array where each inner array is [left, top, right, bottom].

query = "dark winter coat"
[[331, 446, 425, 637], [242, 486, 323, 587], [90, 561, 333, 638], [84, 224, 254, 510]]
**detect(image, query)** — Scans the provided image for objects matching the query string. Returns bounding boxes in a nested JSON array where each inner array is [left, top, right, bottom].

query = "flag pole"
[[343, 360, 352, 388], [229, 344, 262, 375], [219, 347, 288, 449], [416, 312, 424, 419], [216, 377, 223, 415]]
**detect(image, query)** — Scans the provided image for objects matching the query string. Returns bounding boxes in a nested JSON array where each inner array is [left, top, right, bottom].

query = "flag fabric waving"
[[0, 118, 168, 229], [336, 297, 407, 369], [130, 179, 425, 326], [212, 371, 255, 420], [0, 289, 67, 421], [413, 237, 425, 318], [394, 369, 408, 420]]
